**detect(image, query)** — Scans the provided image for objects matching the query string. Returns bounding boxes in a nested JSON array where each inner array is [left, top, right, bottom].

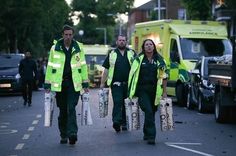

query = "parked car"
[[0, 54, 24, 94], [187, 56, 215, 113]]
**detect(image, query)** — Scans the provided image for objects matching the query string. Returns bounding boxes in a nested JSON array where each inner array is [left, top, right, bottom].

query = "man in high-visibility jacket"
[[44, 25, 89, 145], [128, 39, 167, 145], [100, 35, 136, 132]]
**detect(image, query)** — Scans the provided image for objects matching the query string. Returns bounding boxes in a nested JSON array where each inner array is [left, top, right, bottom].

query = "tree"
[[71, 0, 134, 45], [40, 0, 71, 54], [225, 0, 236, 9], [181, 0, 211, 20], [0, 0, 71, 57]]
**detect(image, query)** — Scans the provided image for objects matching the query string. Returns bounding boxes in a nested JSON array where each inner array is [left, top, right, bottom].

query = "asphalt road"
[[0, 89, 236, 156]]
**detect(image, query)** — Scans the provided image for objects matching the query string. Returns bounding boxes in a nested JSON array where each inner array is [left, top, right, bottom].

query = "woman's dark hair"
[[141, 39, 163, 59], [141, 39, 158, 54]]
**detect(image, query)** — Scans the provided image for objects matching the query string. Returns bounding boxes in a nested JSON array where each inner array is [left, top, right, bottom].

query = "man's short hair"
[[116, 35, 127, 40], [62, 25, 74, 33]]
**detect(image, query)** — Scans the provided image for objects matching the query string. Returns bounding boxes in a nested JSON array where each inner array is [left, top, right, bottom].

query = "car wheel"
[[187, 87, 194, 110], [175, 83, 187, 107], [198, 93, 205, 113], [215, 90, 228, 123]]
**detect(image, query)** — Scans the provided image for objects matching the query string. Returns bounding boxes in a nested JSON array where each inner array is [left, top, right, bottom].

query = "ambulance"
[[131, 19, 232, 106], [83, 44, 109, 87]]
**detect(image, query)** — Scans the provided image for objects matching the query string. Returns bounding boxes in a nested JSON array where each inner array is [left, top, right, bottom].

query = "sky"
[[133, 0, 151, 7], [65, 0, 151, 8]]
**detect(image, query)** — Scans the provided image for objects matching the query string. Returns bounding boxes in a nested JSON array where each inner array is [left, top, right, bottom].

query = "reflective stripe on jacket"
[[128, 53, 167, 106], [45, 40, 88, 92]]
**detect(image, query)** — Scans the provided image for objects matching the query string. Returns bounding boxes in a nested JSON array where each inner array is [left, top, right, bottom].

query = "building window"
[[146, 10, 151, 19], [161, 10, 166, 19], [161, 0, 166, 7], [178, 9, 186, 20]]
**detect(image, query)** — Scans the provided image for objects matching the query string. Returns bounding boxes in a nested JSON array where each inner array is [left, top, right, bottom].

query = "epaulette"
[[73, 40, 81, 53]]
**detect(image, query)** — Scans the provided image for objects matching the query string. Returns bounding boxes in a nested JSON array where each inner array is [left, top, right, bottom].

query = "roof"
[[137, 0, 155, 10], [83, 45, 109, 55], [136, 20, 228, 38]]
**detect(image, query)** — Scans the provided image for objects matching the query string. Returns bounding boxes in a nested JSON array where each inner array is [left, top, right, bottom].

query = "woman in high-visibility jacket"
[[128, 39, 167, 145]]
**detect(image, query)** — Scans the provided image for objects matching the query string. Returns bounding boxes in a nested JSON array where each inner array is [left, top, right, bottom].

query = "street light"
[[78, 30, 84, 42], [107, 13, 123, 35], [95, 27, 107, 45]]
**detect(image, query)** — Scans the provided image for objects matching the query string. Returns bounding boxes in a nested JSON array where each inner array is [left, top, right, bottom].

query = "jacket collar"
[[54, 39, 81, 54]]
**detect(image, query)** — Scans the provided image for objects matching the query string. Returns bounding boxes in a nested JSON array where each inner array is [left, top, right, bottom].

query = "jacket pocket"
[[52, 69, 57, 74]]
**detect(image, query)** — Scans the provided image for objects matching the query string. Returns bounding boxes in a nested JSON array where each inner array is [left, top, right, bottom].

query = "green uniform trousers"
[[111, 83, 128, 127], [137, 84, 157, 140], [56, 79, 80, 139]]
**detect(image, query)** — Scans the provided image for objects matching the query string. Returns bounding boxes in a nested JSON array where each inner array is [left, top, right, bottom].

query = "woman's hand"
[[162, 92, 167, 98]]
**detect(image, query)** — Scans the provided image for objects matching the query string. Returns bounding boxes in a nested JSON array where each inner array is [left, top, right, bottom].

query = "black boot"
[[28, 100, 32, 107], [60, 138, 68, 144], [69, 135, 77, 145]]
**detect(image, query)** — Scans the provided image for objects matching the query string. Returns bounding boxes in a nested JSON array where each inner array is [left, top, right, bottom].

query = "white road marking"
[[1, 122, 10, 125], [0, 125, 7, 128], [15, 143, 24, 150], [36, 114, 42, 118], [0, 129, 18, 134], [28, 127, 35, 131], [32, 120, 39, 125], [166, 142, 214, 156], [166, 142, 202, 145], [22, 134, 30, 140]]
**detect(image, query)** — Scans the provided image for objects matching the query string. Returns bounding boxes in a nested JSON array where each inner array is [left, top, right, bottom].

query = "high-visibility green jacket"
[[128, 53, 167, 105], [106, 49, 135, 86], [44, 39, 89, 92]]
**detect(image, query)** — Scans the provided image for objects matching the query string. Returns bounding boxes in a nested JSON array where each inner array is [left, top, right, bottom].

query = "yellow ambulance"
[[131, 19, 232, 106], [83, 44, 109, 87]]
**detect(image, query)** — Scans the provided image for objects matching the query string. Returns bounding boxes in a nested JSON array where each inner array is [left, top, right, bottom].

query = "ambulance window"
[[202, 39, 222, 55], [85, 55, 106, 65], [180, 38, 232, 59], [170, 39, 180, 63]]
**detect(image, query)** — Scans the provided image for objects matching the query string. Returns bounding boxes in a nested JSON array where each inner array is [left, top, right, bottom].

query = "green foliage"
[[225, 0, 236, 9], [0, 0, 71, 57], [72, 0, 134, 45], [181, 0, 211, 20], [148, 10, 158, 21]]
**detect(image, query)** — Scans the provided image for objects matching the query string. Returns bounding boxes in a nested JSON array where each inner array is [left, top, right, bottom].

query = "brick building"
[[127, 0, 185, 42]]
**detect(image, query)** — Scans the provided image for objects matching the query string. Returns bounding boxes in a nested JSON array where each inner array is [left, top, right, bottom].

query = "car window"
[[85, 55, 106, 65], [0, 55, 23, 68]]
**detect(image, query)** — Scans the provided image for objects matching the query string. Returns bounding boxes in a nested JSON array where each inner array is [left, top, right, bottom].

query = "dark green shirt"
[[62, 43, 72, 79], [138, 54, 158, 85], [102, 48, 130, 83], [57, 39, 75, 79]]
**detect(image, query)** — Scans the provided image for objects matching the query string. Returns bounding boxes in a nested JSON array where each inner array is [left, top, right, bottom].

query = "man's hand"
[[45, 89, 50, 93], [100, 83, 105, 88], [84, 88, 89, 93], [100, 68, 108, 89], [162, 92, 167, 99]]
